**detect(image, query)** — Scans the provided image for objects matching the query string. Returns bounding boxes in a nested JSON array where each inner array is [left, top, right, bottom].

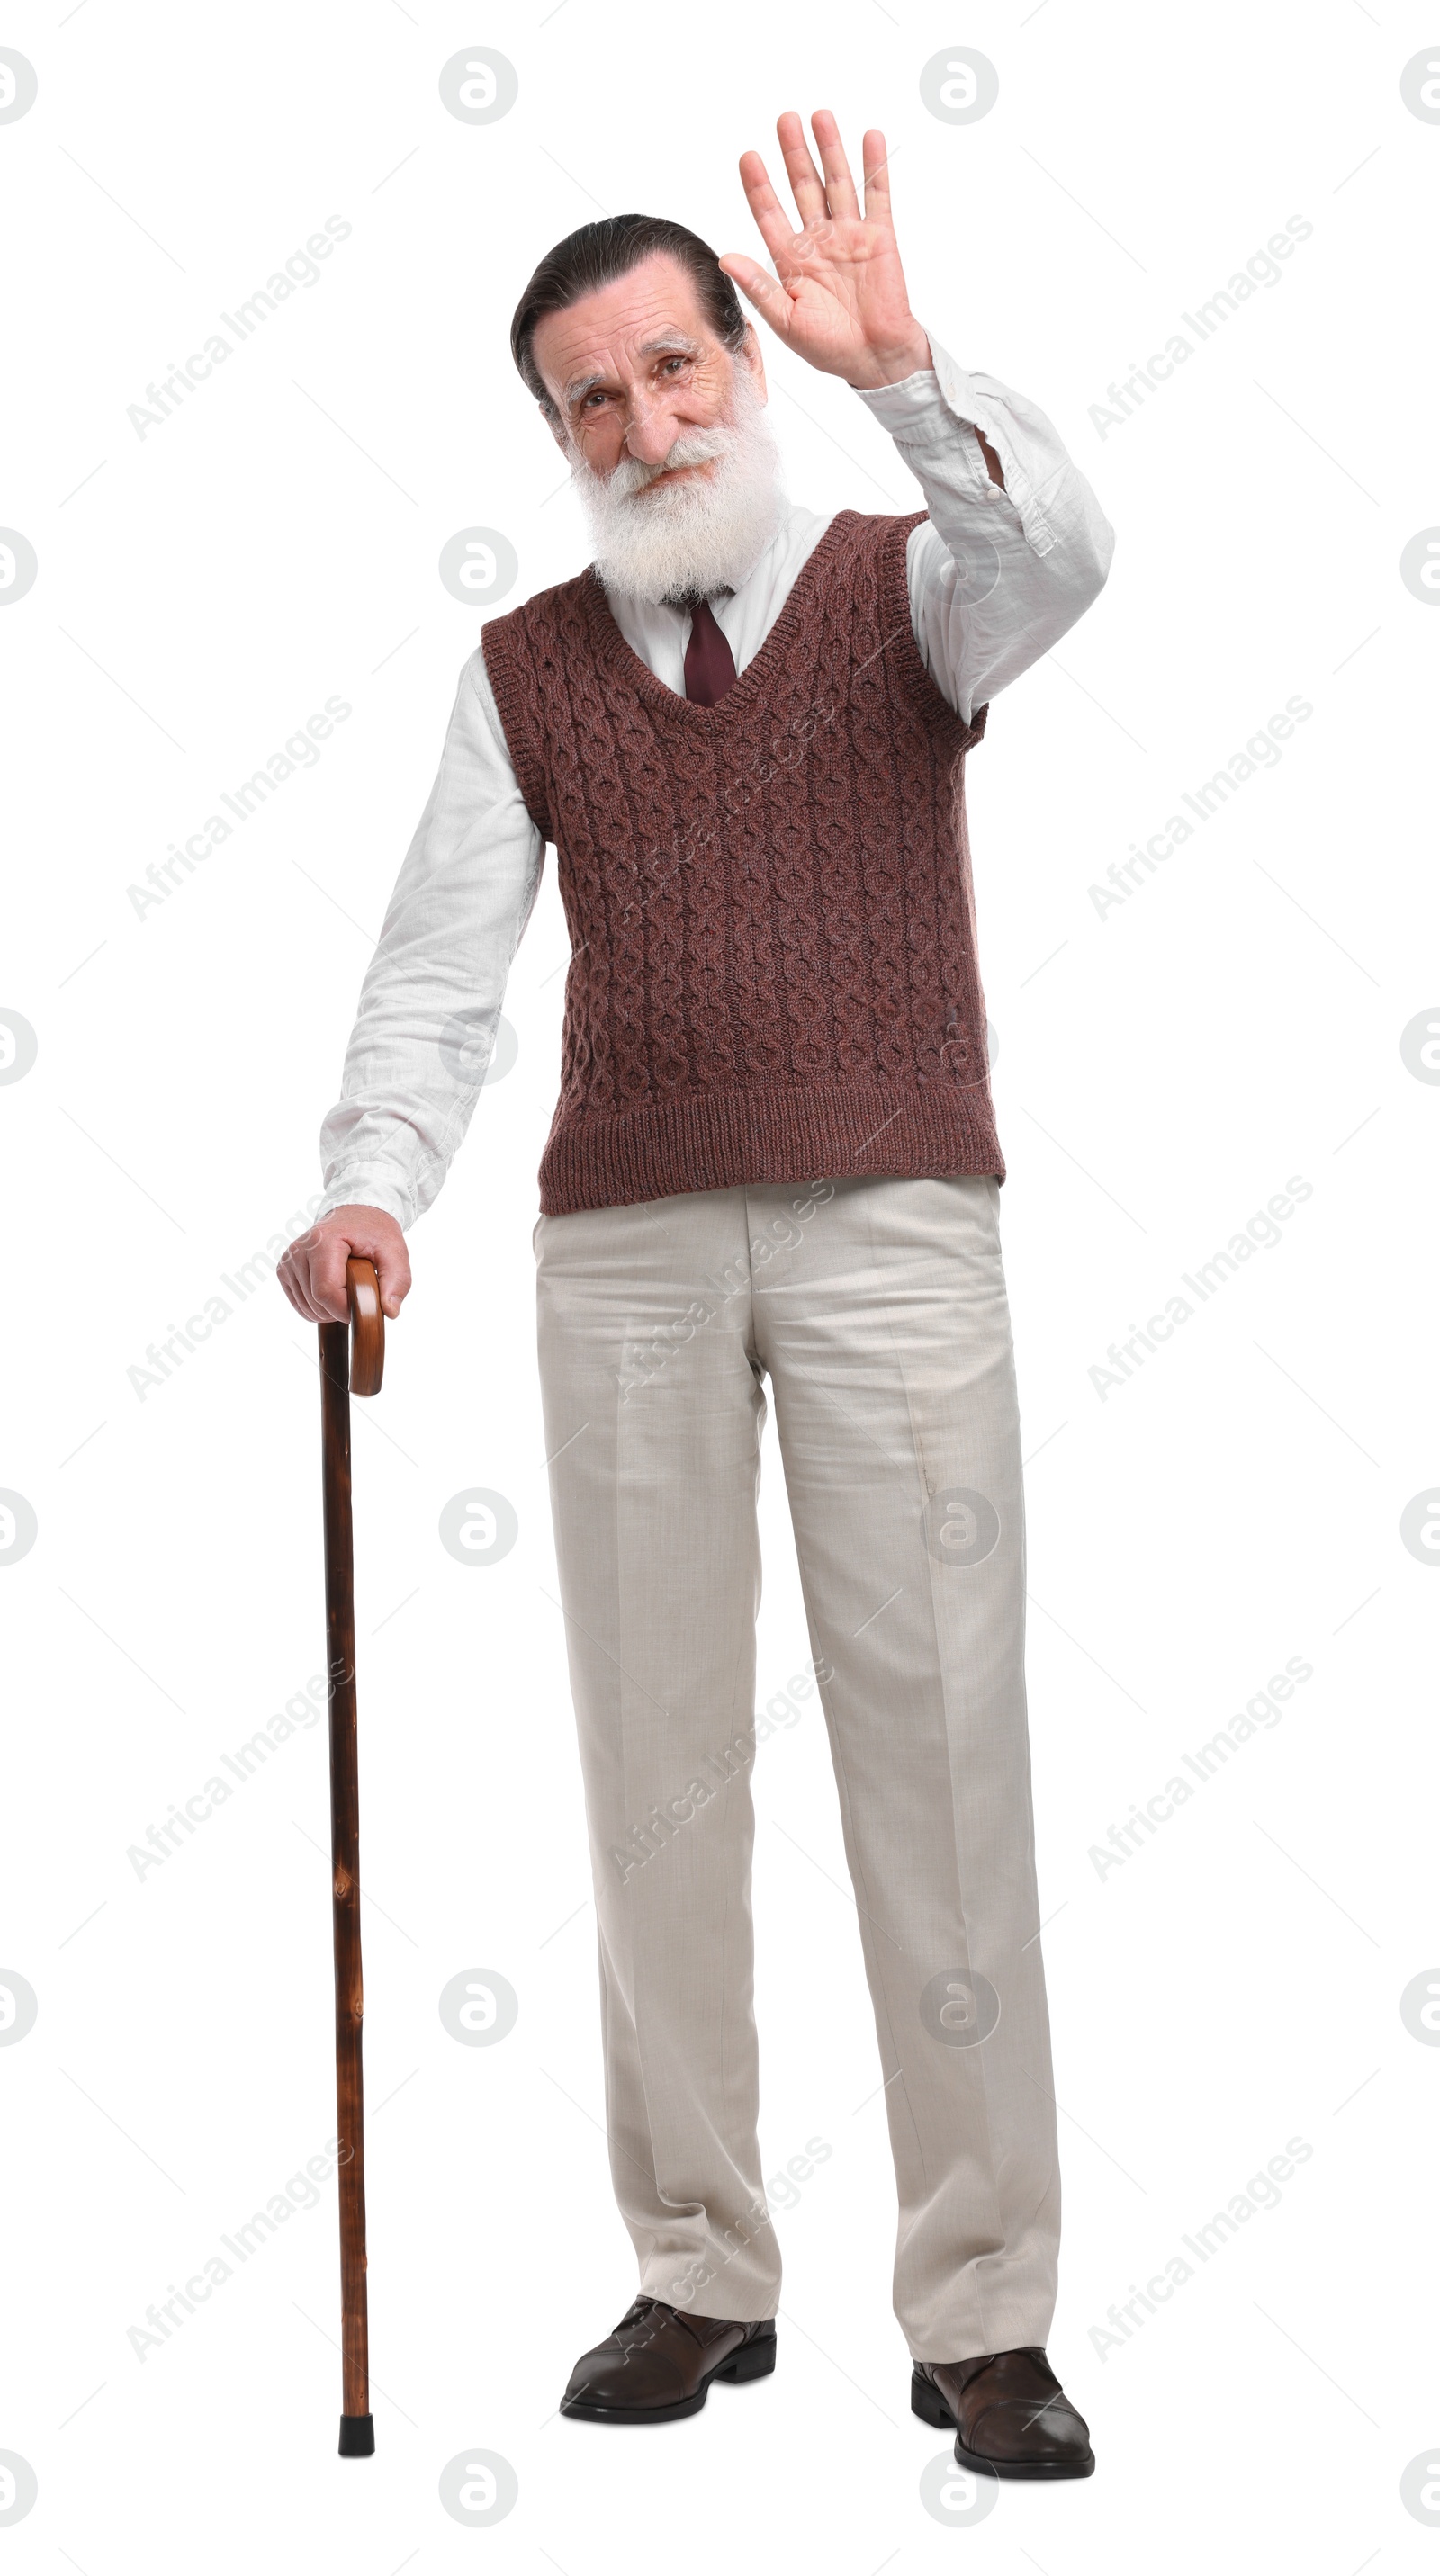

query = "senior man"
[[280, 111, 1112, 2479]]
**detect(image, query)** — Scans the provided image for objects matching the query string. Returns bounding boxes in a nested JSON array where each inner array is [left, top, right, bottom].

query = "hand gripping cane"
[[319, 1256, 386, 2457]]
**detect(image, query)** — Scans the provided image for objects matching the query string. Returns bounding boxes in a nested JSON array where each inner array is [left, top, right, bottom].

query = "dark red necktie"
[[683, 597, 738, 705]]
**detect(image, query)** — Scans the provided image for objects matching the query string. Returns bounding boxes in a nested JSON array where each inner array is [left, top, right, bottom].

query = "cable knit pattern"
[[482, 508, 1003, 1215]]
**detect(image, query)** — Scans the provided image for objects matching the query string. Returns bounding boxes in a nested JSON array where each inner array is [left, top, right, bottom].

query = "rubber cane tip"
[[338, 2413, 375, 2457]]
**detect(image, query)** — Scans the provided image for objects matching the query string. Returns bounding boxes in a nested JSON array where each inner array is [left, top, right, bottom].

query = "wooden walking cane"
[[319, 1255, 386, 2458]]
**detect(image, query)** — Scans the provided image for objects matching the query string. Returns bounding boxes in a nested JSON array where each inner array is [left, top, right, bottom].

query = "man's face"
[[532, 250, 766, 485]]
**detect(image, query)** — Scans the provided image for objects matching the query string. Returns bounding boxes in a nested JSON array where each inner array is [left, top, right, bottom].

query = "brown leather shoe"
[[561, 2295, 778, 2423], [913, 2347, 1094, 2478]]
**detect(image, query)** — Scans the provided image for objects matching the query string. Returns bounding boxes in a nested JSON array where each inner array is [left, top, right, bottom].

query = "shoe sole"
[[561, 2330, 777, 2424], [910, 2366, 1095, 2479]]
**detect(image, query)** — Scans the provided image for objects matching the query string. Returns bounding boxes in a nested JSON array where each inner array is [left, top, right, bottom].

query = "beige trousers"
[[533, 1171, 1060, 2362]]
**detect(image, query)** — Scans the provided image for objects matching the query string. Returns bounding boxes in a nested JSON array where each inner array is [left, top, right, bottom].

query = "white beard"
[[566, 364, 788, 604]]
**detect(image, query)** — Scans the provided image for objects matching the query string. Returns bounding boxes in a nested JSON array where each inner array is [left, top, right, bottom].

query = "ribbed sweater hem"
[[537, 1080, 1005, 1216]]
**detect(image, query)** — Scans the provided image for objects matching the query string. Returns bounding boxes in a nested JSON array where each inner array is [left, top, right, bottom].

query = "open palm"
[[719, 109, 932, 390]]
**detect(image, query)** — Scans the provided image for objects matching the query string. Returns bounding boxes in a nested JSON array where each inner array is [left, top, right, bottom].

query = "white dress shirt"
[[317, 332, 1115, 1228]]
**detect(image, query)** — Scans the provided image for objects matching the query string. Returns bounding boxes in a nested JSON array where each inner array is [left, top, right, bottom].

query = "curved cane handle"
[[345, 1257, 384, 1398]]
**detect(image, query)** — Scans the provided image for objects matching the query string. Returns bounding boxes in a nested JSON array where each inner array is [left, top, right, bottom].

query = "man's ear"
[[542, 405, 570, 452]]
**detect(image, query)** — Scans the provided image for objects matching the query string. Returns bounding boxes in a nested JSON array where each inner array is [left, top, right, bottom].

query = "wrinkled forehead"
[[532, 251, 725, 411]]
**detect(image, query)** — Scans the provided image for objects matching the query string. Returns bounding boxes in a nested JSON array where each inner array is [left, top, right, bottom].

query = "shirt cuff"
[[854, 355, 983, 454], [315, 1177, 414, 1230], [853, 328, 1057, 552]]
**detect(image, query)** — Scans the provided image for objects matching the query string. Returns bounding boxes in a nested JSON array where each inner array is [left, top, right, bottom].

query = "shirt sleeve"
[[316, 647, 545, 1230], [853, 329, 1116, 723]]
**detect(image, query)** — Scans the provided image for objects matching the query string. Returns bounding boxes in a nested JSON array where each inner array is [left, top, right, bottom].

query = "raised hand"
[[719, 109, 932, 390]]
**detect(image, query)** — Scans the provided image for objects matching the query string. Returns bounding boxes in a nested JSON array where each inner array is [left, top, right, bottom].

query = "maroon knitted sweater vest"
[[482, 507, 1003, 1216]]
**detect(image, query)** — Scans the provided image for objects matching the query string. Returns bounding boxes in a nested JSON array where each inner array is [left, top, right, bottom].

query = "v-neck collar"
[[580, 510, 858, 725]]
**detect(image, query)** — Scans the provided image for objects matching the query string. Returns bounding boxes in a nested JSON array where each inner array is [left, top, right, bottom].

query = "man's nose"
[[621, 393, 681, 468]]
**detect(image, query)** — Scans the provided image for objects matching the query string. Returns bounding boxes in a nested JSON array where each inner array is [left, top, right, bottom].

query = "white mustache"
[[607, 426, 734, 499]]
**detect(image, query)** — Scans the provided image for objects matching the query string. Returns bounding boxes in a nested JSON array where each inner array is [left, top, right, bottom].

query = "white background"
[[3, 1, 1436, 2568]]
